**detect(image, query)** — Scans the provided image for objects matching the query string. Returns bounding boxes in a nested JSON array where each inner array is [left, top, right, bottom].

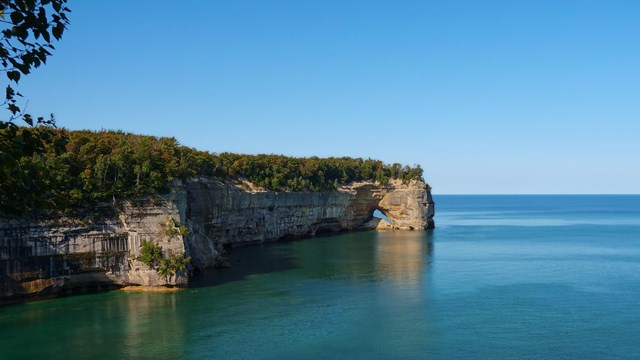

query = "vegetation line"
[[1, 128, 425, 216]]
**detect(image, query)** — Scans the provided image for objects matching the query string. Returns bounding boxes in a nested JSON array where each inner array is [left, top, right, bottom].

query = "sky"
[[18, 0, 640, 194]]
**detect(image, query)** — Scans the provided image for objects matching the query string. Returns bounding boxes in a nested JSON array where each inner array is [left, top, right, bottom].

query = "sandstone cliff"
[[0, 178, 434, 302], [0, 190, 190, 301]]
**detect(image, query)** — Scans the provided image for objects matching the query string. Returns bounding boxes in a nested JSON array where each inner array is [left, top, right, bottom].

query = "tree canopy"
[[1, 128, 426, 216], [0, 0, 70, 216]]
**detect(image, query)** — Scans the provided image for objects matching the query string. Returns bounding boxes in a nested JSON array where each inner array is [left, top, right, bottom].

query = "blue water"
[[1, 195, 639, 359]]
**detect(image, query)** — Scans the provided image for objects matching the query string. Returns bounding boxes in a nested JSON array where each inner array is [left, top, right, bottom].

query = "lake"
[[1, 195, 639, 359]]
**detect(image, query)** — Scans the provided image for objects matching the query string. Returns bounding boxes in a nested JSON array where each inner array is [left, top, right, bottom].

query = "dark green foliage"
[[0, 125, 68, 215], [138, 240, 191, 281], [0, 0, 70, 215], [0, 129, 426, 215], [137, 241, 163, 268], [157, 253, 191, 282]]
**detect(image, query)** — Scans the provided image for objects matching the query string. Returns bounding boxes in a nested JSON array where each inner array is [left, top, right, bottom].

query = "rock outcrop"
[[0, 178, 434, 302], [185, 178, 434, 268], [0, 189, 190, 302]]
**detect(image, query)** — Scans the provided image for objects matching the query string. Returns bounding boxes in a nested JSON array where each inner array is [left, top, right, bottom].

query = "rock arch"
[[375, 180, 435, 230], [343, 179, 435, 231]]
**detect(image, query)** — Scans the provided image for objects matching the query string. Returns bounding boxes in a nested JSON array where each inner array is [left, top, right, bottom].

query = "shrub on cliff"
[[138, 241, 191, 282], [157, 254, 191, 282], [138, 241, 163, 268]]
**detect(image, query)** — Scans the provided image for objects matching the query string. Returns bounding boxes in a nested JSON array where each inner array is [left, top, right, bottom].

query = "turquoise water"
[[1, 195, 640, 359]]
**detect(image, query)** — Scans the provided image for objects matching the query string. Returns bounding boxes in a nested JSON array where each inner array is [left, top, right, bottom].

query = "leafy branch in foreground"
[[1, 0, 70, 124], [0, 0, 70, 215]]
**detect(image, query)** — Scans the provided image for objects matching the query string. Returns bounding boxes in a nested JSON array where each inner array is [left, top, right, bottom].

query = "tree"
[[158, 253, 191, 283], [0, 0, 70, 216], [1, 0, 70, 125], [138, 241, 163, 268]]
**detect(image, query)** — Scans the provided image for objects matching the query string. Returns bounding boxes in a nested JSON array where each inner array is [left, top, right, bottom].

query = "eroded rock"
[[1, 178, 434, 302]]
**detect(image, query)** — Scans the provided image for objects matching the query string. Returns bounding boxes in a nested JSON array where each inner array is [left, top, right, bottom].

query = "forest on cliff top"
[[1, 128, 425, 216]]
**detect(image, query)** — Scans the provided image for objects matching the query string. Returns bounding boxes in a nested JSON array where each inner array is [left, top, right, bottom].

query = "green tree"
[[0, 0, 70, 215], [138, 241, 163, 268], [1, 128, 427, 216], [157, 253, 191, 282]]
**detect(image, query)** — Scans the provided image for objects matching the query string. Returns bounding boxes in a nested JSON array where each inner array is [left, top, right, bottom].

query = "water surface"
[[1, 195, 639, 359]]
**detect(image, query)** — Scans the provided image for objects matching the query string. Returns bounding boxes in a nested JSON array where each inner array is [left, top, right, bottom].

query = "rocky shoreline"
[[0, 178, 434, 303]]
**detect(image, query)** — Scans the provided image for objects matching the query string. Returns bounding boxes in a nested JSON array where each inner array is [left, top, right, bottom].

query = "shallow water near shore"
[[1, 195, 640, 359]]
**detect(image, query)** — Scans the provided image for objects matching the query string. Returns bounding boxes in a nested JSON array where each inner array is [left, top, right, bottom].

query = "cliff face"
[[0, 190, 189, 301], [185, 178, 434, 268], [0, 178, 434, 301]]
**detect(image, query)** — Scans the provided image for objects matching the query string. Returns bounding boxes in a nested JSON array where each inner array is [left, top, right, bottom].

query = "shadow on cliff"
[[189, 244, 299, 288]]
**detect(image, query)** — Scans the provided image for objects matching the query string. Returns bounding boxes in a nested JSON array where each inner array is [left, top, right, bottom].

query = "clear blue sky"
[[19, 0, 640, 194]]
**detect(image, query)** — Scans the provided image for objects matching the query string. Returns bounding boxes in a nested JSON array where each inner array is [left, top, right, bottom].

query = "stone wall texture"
[[0, 178, 434, 302]]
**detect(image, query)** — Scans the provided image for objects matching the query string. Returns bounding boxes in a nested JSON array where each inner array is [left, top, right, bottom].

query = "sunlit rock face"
[[1, 177, 434, 301], [375, 180, 435, 230], [185, 178, 435, 268]]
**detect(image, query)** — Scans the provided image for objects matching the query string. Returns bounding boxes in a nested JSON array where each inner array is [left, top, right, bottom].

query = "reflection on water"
[[197, 231, 435, 288], [122, 293, 185, 359], [0, 292, 186, 360], [375, 231, 433, 285], [190, 230, 438, 296]]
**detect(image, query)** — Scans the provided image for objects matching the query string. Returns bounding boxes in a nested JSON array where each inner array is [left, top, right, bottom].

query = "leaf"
[[8, 103, 20, 115], [12, 25, 29, 40], [23, 114, 34, 126], [10, 11, 24, 24], [36, 48, 48, 63], [7, 70, 21, 82], [5, 85, 15, 100], [41, 28, 50, 42], [14, 62, 30, 74], [26, 0, 36, 11], [52, 22, 64, 40]]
